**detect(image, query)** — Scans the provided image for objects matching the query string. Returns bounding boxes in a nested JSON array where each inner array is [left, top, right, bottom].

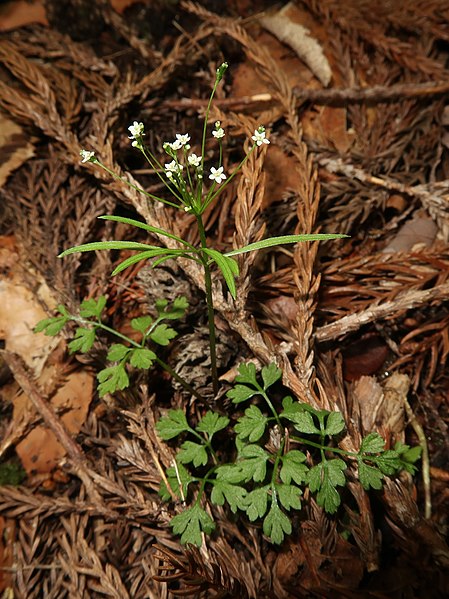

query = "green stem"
[[196, 215, 219, 396], [290, 435, 358, 458], [72, 317, 204, 400], [154, 356, 204, 401], [94, 160, 181, 209], [261, 390, 282, 428], [201, 144, 257, 212]]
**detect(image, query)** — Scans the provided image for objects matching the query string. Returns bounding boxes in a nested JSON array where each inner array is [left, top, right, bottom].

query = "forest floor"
[[0, 1, 449, 597]]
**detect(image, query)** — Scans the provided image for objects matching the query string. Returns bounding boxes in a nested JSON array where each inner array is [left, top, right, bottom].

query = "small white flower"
[[171, 139, 182, 150], [165, 160, 183, 178], [188, 153, 201, 167], [80, 149, 95, 163], [251, 127, 270, 146], [212, 127, 225, 140], [128, 121, 145, 139], [175, 133, 190, 147], [209, 166, 226, 184]]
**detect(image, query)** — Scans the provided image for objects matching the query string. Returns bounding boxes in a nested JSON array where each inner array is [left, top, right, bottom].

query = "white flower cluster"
[[128, 121, 145, 147], [80, 149, 96, 163], [123, 121, 270, 192], [251, 126, 270, 146]]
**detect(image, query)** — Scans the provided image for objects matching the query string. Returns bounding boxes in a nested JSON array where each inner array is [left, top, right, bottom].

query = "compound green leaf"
[[360, 432, 385, 454], [324, 411, 346, 436], [159, 462, 194, 501], [68, 327, 96, 353], [244, 486, 269, 521], [156, 409, 190, 440], [171, 504, 215, 546], [263, 502, 292, 544], [227, 385, 258, 404], [276, 483, 302, 511], [129, 348, 156, 369], [280, 450, 308, 485], [149, 323, 177, 346], [34, 314, 69, 336], [178, 441, 209, 468], [97, 364, 129, 396], [235, 362, 258, 386], [79, 296, 106, 320], [196, 411, 229, 437], [210, 480, 247, 513], [358, 460, 384, 490], [307, 459, 346, 514], [290, 411, 320, 435], [237, 444, 270, 482], [155, 296, 189, 320], [107, 343, 130, 362], [130, 315, 153, 335], [261, 363, 282, 390], [234, 405, 268, 442]]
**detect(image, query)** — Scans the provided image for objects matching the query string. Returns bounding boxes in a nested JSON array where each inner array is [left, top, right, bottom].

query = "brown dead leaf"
[[382, 210, 437, 253], [260, 1, 331, 87], [0, 115, 34, 188], [13, 368, 93, 473], [0, 240, 93, 473]]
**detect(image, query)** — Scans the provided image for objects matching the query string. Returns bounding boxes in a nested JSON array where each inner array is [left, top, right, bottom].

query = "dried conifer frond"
[[153, 543, 251, 598]]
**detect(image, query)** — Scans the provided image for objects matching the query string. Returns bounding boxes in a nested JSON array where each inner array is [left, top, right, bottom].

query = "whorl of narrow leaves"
[[156, 362, 421, 546]]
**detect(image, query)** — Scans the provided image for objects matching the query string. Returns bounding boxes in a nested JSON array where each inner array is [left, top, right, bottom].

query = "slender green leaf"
[[99, 215, 197, 250], [58, 241, 160, 258], [111, 249, 178, 276], [225, 234, 349, 257], [202, 248, 239, 299]]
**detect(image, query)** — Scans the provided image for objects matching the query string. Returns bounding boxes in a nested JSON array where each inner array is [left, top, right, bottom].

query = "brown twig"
[[1, 350, 101, 503]]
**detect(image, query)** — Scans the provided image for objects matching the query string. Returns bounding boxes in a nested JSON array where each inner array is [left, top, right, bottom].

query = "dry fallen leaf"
[[0, 239, 93, 474]]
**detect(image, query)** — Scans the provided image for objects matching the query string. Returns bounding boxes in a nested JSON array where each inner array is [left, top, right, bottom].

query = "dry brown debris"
[[1, 0, 449, 597]]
